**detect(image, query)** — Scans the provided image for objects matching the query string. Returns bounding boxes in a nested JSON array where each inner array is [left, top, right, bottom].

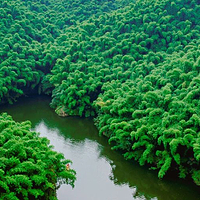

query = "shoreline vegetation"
[[0, 113, 76, 199], [0, 0, 200, 198]]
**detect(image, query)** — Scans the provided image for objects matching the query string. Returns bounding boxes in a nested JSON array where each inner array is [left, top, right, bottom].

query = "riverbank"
[[0, 95, 199, 200]]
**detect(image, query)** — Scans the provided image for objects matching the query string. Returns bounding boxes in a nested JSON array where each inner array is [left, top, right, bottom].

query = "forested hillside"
[[0, 0, 200, 189]]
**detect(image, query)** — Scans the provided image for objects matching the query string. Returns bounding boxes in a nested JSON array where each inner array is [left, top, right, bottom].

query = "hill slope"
[[0, 0, 200, 186]]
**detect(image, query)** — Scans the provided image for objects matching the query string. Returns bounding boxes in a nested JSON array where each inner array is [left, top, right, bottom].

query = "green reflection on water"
[[0, 95, 199, 200]]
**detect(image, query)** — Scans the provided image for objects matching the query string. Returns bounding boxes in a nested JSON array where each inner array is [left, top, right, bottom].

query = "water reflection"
[[33, 120, 139, 200], [0, 95, 199, 200]]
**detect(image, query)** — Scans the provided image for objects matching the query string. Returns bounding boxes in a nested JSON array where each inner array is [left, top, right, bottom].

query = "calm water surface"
[[0, 95, 199, 200]]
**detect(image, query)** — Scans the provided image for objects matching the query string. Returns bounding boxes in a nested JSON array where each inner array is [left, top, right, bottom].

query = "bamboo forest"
[[0, 0, 200, 199]]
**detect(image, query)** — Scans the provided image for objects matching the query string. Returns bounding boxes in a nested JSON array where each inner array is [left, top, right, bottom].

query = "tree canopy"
[[0, 113, 76, 199], [0, 0, 200, 188]]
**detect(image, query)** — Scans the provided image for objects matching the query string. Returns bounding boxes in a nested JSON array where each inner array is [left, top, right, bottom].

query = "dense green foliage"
[[0, 0, 200, 188], [0, 113, 76, 199], [47, 0, 200, 185], [0, 0, 130, 103]]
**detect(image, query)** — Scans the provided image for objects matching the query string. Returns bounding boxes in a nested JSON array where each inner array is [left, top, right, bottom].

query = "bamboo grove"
[[0, 113, 76, 199], [0, 0, 199, 195]]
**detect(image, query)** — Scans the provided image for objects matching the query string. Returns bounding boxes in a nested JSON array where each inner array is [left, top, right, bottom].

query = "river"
[[0, 95, 199, 200]]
